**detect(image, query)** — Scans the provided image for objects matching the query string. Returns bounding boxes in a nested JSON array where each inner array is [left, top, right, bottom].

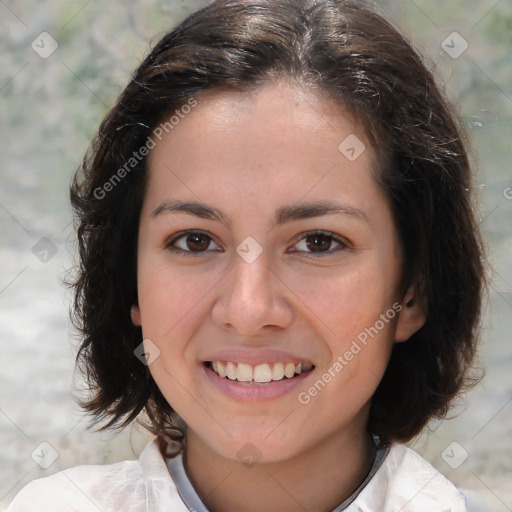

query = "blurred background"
[[0, 0, 511, 510]]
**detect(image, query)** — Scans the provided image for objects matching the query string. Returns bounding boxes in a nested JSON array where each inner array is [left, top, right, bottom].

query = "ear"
[[130, 305, 142, 326], [394, 286, 426, 343]]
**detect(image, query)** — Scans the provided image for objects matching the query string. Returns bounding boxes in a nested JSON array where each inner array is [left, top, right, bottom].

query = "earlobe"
[[131, 305, 142, 326], [394, 288, 426, 343]]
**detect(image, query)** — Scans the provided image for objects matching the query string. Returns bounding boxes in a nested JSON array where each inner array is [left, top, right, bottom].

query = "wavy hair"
[[69, 0, 486, 454]]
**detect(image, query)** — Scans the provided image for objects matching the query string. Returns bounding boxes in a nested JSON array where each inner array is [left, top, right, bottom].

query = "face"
[[132, 82, 425, 464]]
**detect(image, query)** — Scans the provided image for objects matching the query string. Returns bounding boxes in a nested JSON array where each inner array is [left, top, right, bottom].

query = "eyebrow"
[[150, 199, 369, 228]]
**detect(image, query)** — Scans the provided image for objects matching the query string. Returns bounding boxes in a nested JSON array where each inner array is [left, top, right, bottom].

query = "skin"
[[131, 81, 426, 512]]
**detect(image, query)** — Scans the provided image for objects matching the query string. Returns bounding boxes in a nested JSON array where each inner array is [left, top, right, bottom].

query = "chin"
[[202, 424, 311, 465]]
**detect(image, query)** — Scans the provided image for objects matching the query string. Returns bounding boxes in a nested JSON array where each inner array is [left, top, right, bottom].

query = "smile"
[[205, 361, 315, 384]]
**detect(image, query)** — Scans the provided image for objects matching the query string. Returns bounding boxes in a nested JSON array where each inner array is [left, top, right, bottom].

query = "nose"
[[211, 249, 293, 336]]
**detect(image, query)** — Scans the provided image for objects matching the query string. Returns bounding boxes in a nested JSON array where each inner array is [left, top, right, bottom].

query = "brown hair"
[[70, 0, 486, 452]]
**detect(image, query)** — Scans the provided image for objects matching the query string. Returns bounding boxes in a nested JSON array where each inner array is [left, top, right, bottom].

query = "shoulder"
[[6, 459, 141, 512], [350, 443, 469, 512], [6, 439, 188, 512]]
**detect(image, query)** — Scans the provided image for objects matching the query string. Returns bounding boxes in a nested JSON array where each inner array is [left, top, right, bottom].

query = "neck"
[[183, 420, 376, 512]]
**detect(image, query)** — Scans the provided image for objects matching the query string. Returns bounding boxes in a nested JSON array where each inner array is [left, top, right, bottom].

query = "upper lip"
[[201, 348, 314, 366]]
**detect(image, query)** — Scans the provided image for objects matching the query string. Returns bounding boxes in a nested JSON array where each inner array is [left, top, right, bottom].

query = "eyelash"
[[164, 230, 349, 258]]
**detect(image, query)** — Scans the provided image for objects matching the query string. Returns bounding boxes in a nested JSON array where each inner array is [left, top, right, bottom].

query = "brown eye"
[[293, 230, 347, 256], [184, 233, 211, 251], [305, 233, 333, 252], [166, 230, 220, 256]]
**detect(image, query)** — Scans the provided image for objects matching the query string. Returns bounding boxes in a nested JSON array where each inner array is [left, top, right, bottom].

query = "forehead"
[[143, 81, 383, 221], [153, 82, 370, 155]]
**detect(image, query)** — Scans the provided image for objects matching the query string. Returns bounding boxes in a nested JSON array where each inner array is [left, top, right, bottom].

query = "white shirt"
[[6, 438, 468, 511]]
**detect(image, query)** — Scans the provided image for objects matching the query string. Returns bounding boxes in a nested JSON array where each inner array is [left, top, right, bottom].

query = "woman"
[[8, 0, 485, 510]]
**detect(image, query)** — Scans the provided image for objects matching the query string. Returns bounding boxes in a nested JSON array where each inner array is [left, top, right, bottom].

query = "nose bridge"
[[212, 246, 292, 334], [229, 247, 275, 310]]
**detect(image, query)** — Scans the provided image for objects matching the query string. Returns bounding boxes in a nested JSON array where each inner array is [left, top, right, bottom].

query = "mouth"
[[204, 361, 315, 385]]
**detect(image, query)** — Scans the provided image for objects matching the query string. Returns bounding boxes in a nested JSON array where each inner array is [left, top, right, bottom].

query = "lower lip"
[[202, 364, 314, 402]]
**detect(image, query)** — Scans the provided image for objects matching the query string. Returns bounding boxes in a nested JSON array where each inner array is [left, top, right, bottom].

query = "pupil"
[[187, 234, 209, 251], [306, 234, 330, 252]]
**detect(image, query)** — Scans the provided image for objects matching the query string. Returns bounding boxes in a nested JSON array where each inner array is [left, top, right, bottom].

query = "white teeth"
[[271, 362, 285, 380], [217, 361, 227, 378], [253, 363, 272, 383], [236, 363, 253, 382], [284, 362, 295, 378], [210, 360, 313, 382], [226, 361, 237, 380]]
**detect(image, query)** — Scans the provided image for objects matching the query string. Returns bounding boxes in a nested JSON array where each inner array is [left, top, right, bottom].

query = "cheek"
[[285, 258, 397, 341], [137, 262, 218, 354], [136, 265, 216, 412]]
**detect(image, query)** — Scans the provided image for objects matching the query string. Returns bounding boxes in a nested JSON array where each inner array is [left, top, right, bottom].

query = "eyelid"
[[288, 230, 349, 256], [164, 229, 222, 257]]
